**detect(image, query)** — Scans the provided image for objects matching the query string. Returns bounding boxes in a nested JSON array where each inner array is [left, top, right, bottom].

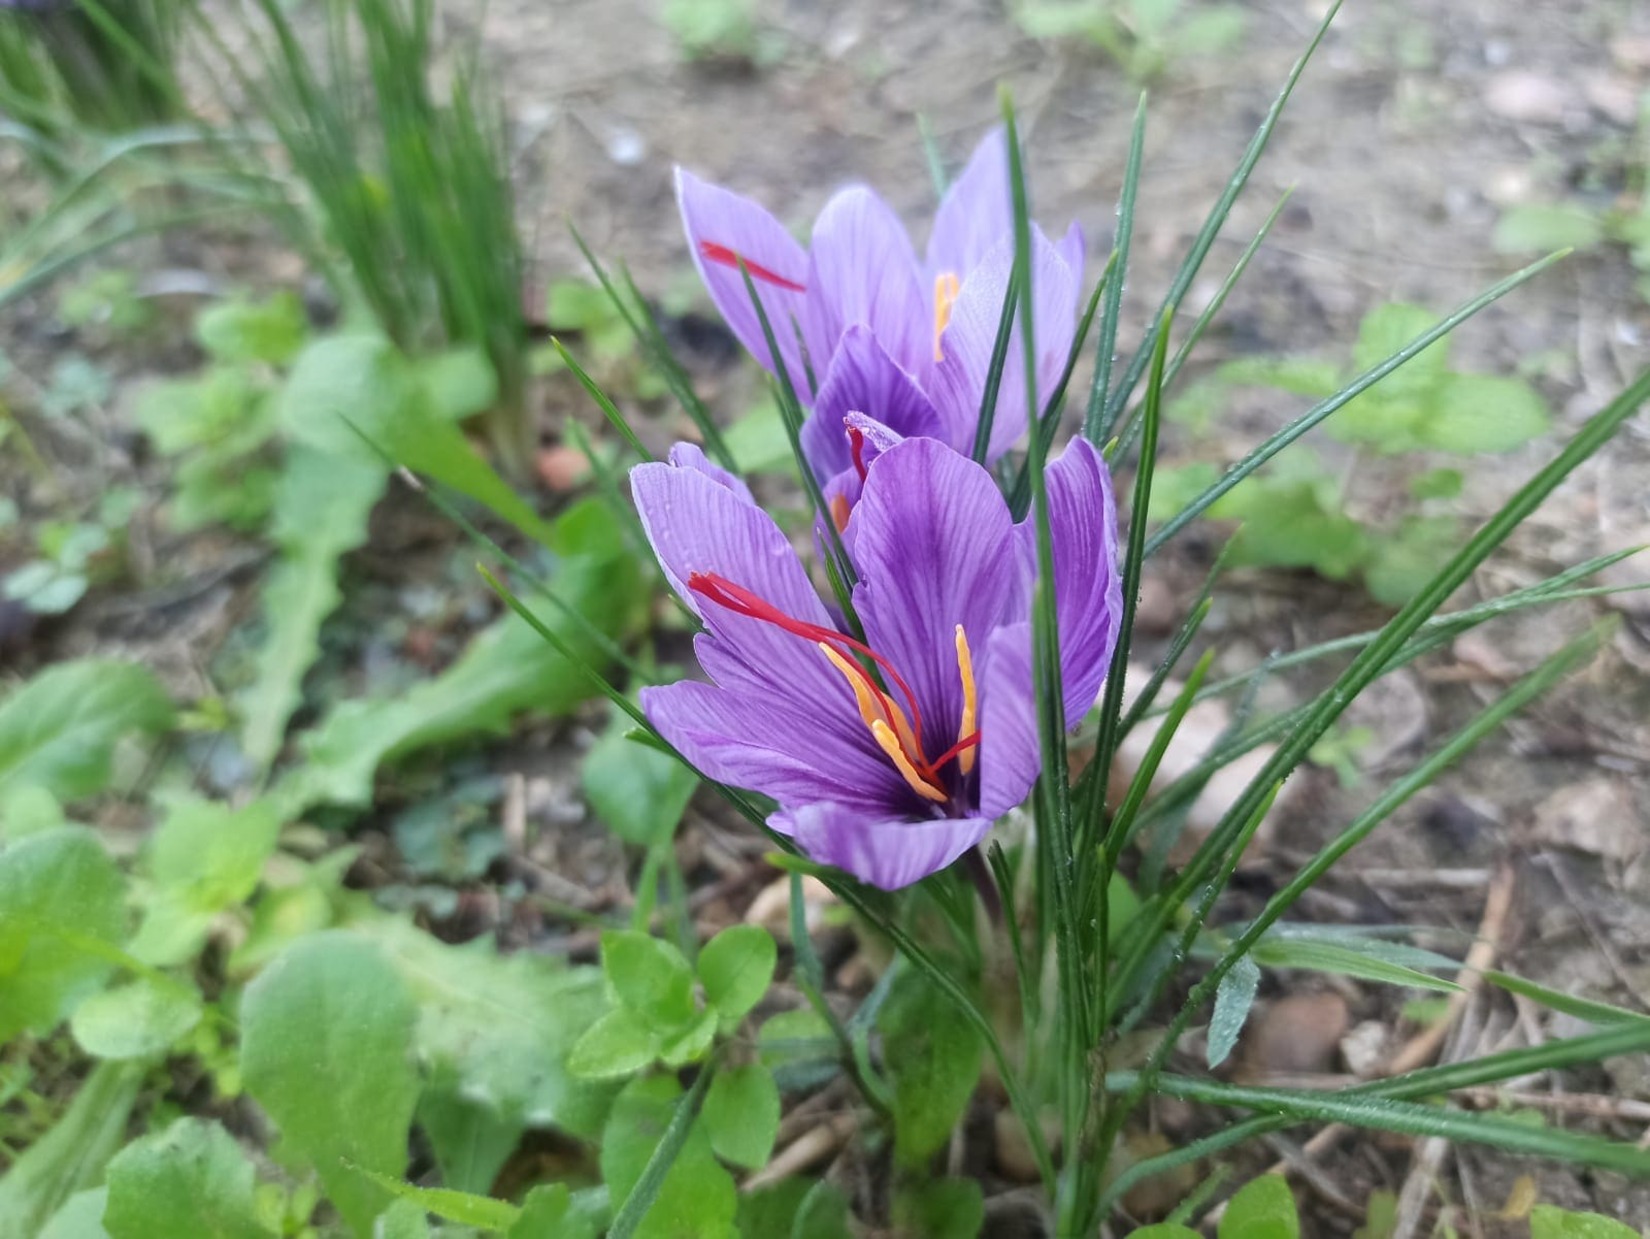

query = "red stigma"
[[688, 571, 948, 782], [698, 242, 807, 293], [848, 426, 869, 484]]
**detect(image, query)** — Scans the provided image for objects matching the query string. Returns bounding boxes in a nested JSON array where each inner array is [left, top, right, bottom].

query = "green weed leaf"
[[1493, 204, 1606, 254], [1529, 1205, 1639, 1238], [1208, 954, 1260, 1069], [240, 932, 420, 1236], [568, 1008, 664, 1080], [584, 710, 698, 847], [131, 796, 281, 966], [0, 659, 172, 801], [893, 1179, 985, 1239], [0, 1062, 143, 1239], [702, 1063, 779, 1170], [239, 448, 385, 771], [1218, 1175, 1299, 1239], [880, 971, 982, 1167], [603, 930, 696, 1030], [71, 977, 201, 1060], [194, 293, 307, 365], [0, 827, 125, 1041], [103, 1118, 273, 1239], [600, 1075, 738, 1239], [698, 924, 776, 1032]]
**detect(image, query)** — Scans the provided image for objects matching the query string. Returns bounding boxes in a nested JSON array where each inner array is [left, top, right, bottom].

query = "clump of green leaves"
[[0, 0, 183, 163], [136, 293, 306, 533], [659, 0, 780, 66], [208, 0, 534, 474], [1011, 0, 1246, 80], [1, 485, 139, 615], [1159, 301, 1552, 603]]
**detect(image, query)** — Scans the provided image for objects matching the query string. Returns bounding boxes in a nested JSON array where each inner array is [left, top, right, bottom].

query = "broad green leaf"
[[1209, 464, 1370, 579], [373, 1199, 431, 1239], [239, 448, 386, 771], [583, 712, 698, 847], [0, 1062, 143, 1239], [757, 1008, 840, 1091], [1217, 356, 1342, 399], [416, 1072, 524, 1197], [363, 919, 616, 1145], [603, 930, 696, 1030], [568, 1007, 663, 1080], [510, 1183, 599, 1239], [103, 1118, 274, 1239], [1492, 204, 1606, 255], [0, 659, 172, 801], [1218, 1175, 1299, 1239], [1363, 516, 1460, 607], [1407, 467, 1463, 500], [1208, 954, 1260, 1069], [195, 293, 307, 365], [277, 333, 555, 547], [37, 1188, 111, 1239], [659, 1007, 719, 1068], [1129, 1227, 1201, 1238], [697, 924, 776, 1031], [0, 782, 66, 840], [131, 796, 282, 966], [880, 971, 982, 1167], [1419, 373, 1550, 455], [1147, 462, 1220, 524], [1529, 1205, 1639, 1239], [279, 506, 642, 812], [0, 827, 125, 1041], [415, 347, 499, 422], [240, 932, 420, 1237], [1351, 303, 1452, 394], [71, 977, 202, 1060], [892, 1179, 984, 1239], [599, 1075, 738, 1239], [724, 397, 797, 476], [701, 1063, 779, 1170], [737, 1180, 852, 1239], [1249, 938, 1461, 992]]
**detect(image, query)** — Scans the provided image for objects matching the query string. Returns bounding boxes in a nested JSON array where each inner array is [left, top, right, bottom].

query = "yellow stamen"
[[828, 492, 852, 533], [933, 271, 961, 362], [954, 624, 978, 776], [819, 643, 921, 759], [871, 720, 948, 803]]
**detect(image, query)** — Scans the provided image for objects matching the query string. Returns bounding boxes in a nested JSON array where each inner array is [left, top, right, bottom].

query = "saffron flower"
[[632, 433, 1121, 890], [676, 130, 1083, 480]]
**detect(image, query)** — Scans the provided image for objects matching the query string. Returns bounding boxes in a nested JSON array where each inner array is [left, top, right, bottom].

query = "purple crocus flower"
[[676, 129, 1084, 483], [632, 433, 1121, 891]]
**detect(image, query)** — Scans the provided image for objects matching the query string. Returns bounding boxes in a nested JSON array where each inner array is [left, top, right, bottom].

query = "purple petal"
[[1057, 220, 1086, 284], [630, 456, 844, 709], [643, 681, 906, 815], [676, 168, 821, 397], [980, 436, 1122, 815], [807, 188, 930, 380], [977, 621, 1039, 819], [926, 127, 1011, 284], [800, 325, 945, 482], [1033, 434, 1124, 729], [851, 438, 1018, 768], [775, 802, 994, 890], [930, 226, 1081, 463], [666, 441, 753, 504]]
